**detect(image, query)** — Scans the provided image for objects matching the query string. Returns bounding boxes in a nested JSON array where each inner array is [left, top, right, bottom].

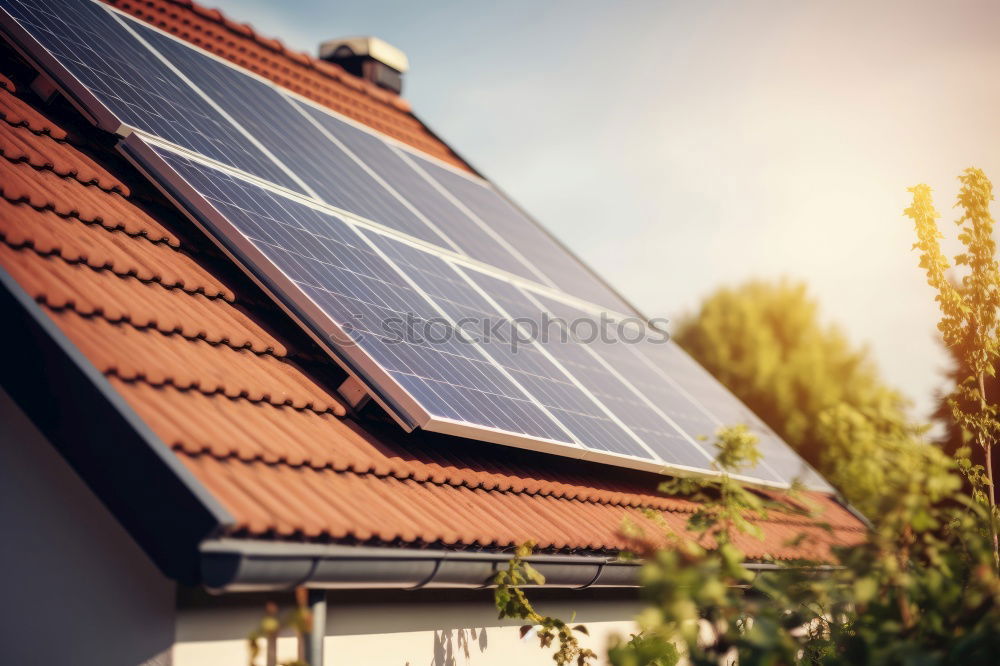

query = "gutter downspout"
[[303, 589, 326, 666]]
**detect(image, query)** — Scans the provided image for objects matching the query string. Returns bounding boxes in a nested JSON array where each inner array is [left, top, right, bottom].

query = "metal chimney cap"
[[319, 36, 409, 74]]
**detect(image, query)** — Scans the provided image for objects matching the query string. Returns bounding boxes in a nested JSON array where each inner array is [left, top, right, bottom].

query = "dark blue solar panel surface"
[[297, 100, 542, 281], [467, 270, 710, 465], [153, 147, 572, 443], [129, 20, 448, 246], [632, 338, 822, 487], [408, 152, 636, 314], [364, 230, 659, 460], [0, 0, 301, 190], [537, 296, 720, 457]]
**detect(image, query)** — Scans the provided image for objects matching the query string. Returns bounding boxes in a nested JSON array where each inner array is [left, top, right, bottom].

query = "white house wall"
[[0, 388, 177, 666], [175, 592, 642, 665]]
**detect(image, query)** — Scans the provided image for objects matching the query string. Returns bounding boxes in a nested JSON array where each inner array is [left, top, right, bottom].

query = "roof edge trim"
[[200, 538, 641, 591], [0, 265, 234, 583], [199, 538, 840, 592]]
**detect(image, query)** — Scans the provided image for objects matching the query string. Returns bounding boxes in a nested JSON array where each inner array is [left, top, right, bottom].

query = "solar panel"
[[295, 100, 549, 283], [2, 0, 837, 490], [408, 153, 637, 314], [0, 0, 302, 190], [536, 296, 791, 485], [127, 20, 456, 248], [466, 270, 716, 470], [363, 229, 654, 460], [133, 142, 575, 446], [631, 339, 831, 490]]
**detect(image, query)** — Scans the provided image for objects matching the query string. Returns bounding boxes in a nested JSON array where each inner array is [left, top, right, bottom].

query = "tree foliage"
[[247, 587, 312, 666], [504, 424, 1000, 666], [611, 423, 1000, 666], [673, 279, 923, 517]]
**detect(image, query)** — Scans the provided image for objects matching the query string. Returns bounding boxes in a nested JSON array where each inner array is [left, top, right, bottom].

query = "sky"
[[210, 0, 1000, 422]]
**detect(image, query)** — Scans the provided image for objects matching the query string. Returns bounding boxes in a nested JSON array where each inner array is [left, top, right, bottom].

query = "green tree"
[[932, 343, 999, 489], [672, 279, 923, 516]]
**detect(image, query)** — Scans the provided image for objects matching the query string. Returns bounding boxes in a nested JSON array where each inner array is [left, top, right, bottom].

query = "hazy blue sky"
[[212, 0, 1000, 421]]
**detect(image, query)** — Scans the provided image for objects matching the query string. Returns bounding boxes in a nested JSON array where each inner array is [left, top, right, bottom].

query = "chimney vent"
[[319, 36, 409, 95]]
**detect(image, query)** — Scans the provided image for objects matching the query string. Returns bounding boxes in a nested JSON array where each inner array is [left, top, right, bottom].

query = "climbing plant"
[[494, 541, 598, 666]]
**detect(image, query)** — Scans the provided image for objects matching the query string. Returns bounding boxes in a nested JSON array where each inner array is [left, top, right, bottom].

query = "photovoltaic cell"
[[409, 152, 637, 314], [364, 230, 656, 460], [297, 100, 542, 281], [150, 147, 573, 444], [0, 0, 301, 190], [128, 20, 449, 246]]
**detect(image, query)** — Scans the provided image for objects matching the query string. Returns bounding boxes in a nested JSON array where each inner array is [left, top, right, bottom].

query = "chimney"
[[319, 36, 409, 95]]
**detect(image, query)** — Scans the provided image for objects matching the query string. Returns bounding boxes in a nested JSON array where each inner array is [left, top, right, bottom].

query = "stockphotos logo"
[[331, 312, 670, 351]]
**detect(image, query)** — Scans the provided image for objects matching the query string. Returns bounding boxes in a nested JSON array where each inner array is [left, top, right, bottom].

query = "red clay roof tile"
[[0, 87, 68, 139], [175, 455, 862, 559], [0, 201, 223, 298], [50, 311, 341, 412], [0, 23, 866, 562], [0, 245, 284, 354], [0, 121, 128, 194], [0, 158, 178, 246]]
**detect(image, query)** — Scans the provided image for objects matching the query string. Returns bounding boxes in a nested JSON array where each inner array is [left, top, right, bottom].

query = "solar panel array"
[[0, 0, 832, 490]]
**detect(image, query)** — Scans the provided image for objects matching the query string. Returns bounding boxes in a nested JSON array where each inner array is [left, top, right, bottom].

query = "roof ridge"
[[103, 0, 412, 113]]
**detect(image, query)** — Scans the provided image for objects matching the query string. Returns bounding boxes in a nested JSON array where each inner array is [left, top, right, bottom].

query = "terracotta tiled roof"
[[0, 12, 865, 565], [99, 0, 472, 172]]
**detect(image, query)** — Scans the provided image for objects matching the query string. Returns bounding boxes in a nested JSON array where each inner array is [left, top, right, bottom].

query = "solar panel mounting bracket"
[[336, 376, 370, 411]]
